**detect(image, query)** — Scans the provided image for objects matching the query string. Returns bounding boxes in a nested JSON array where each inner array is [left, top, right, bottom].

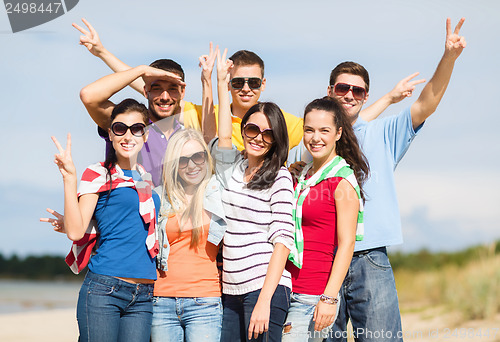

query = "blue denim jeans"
[[327, 247, 403, 342], [220, 285, 291, 342], [150, 296, 222, 342], [77, 271, 154, 342], [282, 293, 339, 342]]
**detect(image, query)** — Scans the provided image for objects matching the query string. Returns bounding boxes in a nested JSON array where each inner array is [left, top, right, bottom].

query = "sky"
[[0, 0, 499, 257]]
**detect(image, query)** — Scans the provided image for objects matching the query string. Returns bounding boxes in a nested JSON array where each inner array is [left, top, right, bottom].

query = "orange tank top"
[[154, 212, 221, 297]]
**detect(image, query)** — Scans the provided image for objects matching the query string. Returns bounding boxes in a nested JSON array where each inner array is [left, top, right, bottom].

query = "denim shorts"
[[282, 292, 339, 342], [77, 271, 154, 342], [151, 296, 222, 342]]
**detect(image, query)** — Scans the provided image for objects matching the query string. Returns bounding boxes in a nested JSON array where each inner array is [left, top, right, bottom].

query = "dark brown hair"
[[149, 59, 185, 81], [104, 99, 149, 193], [229, 50, 265, 77], [304, 97, 369, 201], [241, 102, 289, 190], [329, 61, 370, 93]]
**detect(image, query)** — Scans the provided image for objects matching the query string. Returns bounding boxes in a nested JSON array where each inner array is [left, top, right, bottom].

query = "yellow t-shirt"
[[188, 102, 303, 151], [182, 101, 202, 131]]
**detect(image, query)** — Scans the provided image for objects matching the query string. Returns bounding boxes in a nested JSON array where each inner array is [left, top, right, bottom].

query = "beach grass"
[[394, 245, 500, 321]]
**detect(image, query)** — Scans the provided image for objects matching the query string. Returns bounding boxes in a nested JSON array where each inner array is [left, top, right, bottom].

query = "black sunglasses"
[[111, 122, 147, 137], [178, 151, 207, 169], [332, 83, 367, 100], [230, 77, 262, 90], [243, 123, 274, 144]]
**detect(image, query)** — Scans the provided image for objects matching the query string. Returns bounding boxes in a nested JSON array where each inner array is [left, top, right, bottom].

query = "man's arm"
[[73, 18, 145, 94], [359, 72, 426, 122], [410, 17, 466, 129], [80, 66, 184, 129]]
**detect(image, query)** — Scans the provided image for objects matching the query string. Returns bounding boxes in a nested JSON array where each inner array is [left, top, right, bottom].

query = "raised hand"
[[199, 42, 219, 83], [388, 72, 426, 103], [444, 17, 466, 60], [142, 65, 186, 90], [51, 134, 76, 179], [72, 18, 104, 57], [216, 48, 233, 84], [216, 47, 235, 148], [40, 208, 65, 233]]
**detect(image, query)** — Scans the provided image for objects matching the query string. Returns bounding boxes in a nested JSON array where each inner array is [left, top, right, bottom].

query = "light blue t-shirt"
[[89, 169, 160, 279], [353, 106, 423, 251]]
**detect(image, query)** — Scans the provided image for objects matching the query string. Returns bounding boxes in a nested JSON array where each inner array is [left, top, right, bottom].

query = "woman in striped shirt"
[[213, 50, 295, 342]]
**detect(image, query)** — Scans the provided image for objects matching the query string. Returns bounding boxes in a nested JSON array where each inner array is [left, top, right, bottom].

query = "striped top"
[[220, 158, 295, 295]]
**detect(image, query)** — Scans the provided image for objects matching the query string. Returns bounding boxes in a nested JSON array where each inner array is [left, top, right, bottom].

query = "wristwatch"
[[319, 294, 339, 305]]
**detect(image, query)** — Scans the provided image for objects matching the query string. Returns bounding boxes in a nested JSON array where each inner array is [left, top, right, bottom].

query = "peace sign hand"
[[216, 48, 233, 84], [444, 17, 466, 60], [199, 42, 219, 83], [389, 72, 426, 103], [51, 134, 76, 180], [72, 18, 105, 57], [40, 208, 65, 233]]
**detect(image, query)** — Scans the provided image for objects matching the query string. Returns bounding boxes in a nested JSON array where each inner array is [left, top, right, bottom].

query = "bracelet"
[[319, 294, 338, 305]]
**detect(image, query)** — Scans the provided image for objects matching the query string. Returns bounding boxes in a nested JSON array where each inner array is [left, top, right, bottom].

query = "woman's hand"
[[313, 300, 337, 331], [248, 298, 270, 340], [40, 208, 65, 233], [51, 134, 77, 180]]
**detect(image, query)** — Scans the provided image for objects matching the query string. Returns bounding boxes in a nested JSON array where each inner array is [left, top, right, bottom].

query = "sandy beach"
[[1, 306, 498, 342], [0, 308, 78, 342]]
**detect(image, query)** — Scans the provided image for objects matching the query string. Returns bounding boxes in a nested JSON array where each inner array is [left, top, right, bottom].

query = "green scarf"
[[288, 155, 364, 269]]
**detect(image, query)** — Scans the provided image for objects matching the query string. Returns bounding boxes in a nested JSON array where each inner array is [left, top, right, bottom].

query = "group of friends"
[[40, 16, 466, 342]]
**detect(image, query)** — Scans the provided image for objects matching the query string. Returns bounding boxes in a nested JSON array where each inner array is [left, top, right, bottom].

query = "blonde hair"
[[162, 129, 214, 248]]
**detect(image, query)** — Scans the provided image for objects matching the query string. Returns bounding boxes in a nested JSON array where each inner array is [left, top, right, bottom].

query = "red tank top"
[[286, 177, 342, 295]]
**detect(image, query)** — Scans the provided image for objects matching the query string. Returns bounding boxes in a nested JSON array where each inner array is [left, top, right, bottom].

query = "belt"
[[353, 246, 387, 257]]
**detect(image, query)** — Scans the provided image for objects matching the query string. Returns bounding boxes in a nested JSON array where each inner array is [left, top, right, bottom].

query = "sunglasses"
[[111, 122, 147, 137], [243, 123, 274, 144], [178, 151, 207, 169], [332, 83, 367, 100], [230, 77, 262, 90]]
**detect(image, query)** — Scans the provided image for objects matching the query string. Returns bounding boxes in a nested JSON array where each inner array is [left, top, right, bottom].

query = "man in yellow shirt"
[[202, 49, 304, 151]]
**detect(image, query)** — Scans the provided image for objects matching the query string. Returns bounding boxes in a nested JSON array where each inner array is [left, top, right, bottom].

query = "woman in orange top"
[[151, 129, 226, 342]]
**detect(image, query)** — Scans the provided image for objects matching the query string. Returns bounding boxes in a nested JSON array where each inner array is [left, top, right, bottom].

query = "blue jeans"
[[327, 247, 403, 342], [282, 293, 339, 342], [151, 296, 222, 342], [77, 271, 154, 342], [221, 285, 291, 342]]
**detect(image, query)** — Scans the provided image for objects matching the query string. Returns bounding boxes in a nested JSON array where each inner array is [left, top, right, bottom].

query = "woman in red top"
[[283, 97, 369, 342]]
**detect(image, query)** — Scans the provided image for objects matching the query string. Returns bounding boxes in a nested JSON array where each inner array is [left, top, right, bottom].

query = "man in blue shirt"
[[325, 18, 466, 341]]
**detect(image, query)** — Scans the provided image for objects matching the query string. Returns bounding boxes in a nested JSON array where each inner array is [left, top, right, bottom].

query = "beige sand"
[[1, 307, 498, 342], [0, 308, 78, 342]]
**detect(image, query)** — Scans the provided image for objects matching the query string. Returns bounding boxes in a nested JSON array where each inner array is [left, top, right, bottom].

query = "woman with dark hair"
[[282, 97, 368, 342], [50, 98, 160, 342], [215, 50, 294, 342]]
